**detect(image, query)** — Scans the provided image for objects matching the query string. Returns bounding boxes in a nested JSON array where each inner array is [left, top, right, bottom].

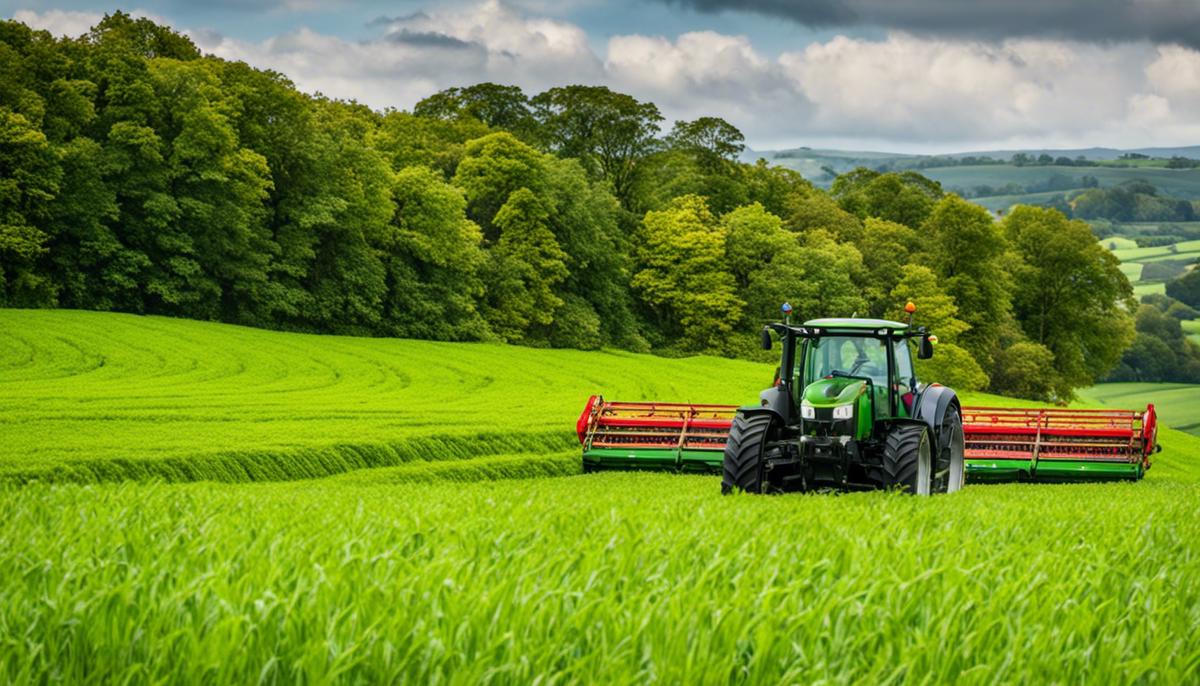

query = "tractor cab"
[[795, 319, 922, 436], [762, 316, 935, 443]]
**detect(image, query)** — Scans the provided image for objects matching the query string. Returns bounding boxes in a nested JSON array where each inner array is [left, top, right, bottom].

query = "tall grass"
[[2, 433, 1198, 684]]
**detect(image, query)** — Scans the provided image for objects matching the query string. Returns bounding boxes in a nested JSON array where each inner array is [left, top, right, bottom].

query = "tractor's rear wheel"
[[933, 406, 965, 493], [883, 423, 933, 495], [721, 413, 776, 494]]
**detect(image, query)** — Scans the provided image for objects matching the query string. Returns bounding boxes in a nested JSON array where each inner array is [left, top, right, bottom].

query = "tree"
[[452, 132, 549, 239], [665, 117, 745, 163], [831, 168, 943, 229], [1166, 268, 1200, 310], [857, 218, 921, 317], [531, 85, 662, 209], [1003, 205, 1134, 395], [885, 266, 987, 391], [383, 166, 487, 340], [413, 83, 534, 139], [632, 195, 742, 353], [990, 342, 1061, 401], [481, 188, 569, 343], [921, 195, 1012, 365], [0, 108, 61, 305]]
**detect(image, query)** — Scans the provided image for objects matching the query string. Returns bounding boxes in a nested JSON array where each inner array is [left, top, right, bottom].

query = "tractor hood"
[[801, 377, 867, 408]]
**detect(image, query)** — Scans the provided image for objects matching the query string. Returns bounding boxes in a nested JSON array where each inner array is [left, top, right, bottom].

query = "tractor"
[[721, 311, 963, 495], [576, 306, 1156, 490]]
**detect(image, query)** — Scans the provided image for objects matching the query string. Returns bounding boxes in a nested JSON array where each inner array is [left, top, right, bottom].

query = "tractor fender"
[[753, 385, 792, 424], [911, 385, 960, 449]]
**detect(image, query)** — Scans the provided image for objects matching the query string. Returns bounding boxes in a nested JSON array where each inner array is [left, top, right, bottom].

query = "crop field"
[[0, 310, 769, 484], [1079, 382, 1200, 435], [3, 309, 1200, 683]]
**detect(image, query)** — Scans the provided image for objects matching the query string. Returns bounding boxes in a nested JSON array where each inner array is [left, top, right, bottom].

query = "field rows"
[[0, 310, 770, 483]]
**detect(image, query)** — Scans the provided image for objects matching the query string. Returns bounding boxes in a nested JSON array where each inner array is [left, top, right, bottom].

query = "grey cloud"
[[384, 29, 478, 49], [658, 0, 1200, 47], [367, 12, 429, 28]]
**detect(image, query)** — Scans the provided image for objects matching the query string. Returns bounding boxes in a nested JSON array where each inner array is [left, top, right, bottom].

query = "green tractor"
[[722, 309, 965, 495]]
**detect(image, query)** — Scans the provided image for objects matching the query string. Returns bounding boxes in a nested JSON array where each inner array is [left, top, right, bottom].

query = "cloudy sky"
[[7, 0, 1200, 152]]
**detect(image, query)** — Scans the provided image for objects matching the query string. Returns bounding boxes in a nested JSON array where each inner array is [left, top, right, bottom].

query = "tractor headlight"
[[800, 400, 815, 419], [832, 403, 854, 420]]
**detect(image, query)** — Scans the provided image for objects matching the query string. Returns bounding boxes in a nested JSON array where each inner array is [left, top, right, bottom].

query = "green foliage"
[[886, 266, 987, 391], [531, 85, 662, 209], [922, 195, 1012, 364], [483, 187, 569, 342], [1004, 205, 1134, 394], [990, 341, 1061, 401], [1166, 267, 1200, 309], [632, 195, 742, 353], [0, 108, 60, 305], [831, 167, 944, 228]]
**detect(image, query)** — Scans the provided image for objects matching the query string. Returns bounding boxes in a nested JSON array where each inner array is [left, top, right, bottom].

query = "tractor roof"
[[803, 317, 909, 331]]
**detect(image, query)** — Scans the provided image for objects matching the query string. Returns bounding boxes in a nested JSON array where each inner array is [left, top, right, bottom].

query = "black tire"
[[721, 413, 776, 494], [882, 423, 933, 495], [933, 406, 965, 493]]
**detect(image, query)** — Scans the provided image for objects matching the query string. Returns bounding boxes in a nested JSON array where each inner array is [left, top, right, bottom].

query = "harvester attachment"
[[962, 405, 1157, 482], [576, 395, 737, 472]]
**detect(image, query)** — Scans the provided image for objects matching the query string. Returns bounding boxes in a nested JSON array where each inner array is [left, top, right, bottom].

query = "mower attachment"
[[576, 395, 737, 472], [961, 405, 1157, 482]]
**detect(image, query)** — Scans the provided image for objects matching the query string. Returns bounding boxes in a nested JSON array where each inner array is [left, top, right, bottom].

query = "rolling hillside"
[[0, 309, 770, 483]]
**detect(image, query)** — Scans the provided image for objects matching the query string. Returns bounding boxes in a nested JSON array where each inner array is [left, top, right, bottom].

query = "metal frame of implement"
[[577, 396, 1158, 482]]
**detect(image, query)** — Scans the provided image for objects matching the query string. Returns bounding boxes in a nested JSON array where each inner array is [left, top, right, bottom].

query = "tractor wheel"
[[882, 423, 933, 495], [933, 406, 965, 493], [721, 413, 776, 494]]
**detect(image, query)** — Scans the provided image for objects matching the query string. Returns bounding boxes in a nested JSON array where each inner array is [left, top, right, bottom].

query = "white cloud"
[[12, 9, 103, 36], [12, 8, 171, 37], [11, 3, 1200, 150]]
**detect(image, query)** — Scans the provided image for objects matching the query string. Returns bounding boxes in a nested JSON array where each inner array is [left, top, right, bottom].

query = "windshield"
[[803, 336, 889, 386]]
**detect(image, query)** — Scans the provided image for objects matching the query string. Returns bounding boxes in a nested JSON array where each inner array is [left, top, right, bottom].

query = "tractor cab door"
[[892, 337, 917, 417]]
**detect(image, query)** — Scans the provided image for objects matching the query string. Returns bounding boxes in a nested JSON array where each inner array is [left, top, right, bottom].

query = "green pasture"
[[1133, 282, 1167, 296], [1079, 382, 1200, 435], [0, 309, 770, 483], [1183, 318, 1200, 344], [1101, 236, 1140, 251], [922, 165, 1200, 199], [1117, 262, 1144, 280], [1112, 239, 1200, 262]]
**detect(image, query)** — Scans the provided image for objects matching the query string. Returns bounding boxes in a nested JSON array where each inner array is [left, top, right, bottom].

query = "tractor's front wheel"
[[882, 423, 933, 495], [721, 413, 776, 494]]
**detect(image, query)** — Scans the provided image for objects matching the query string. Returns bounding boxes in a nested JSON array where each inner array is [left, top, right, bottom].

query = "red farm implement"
[[961, 405, 1158, 482], [577, 396, 1157, 483]]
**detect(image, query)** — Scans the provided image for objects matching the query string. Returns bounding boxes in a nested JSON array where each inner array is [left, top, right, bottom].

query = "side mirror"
[[761, 327, 773, 350], [918, 334, 934, 359]]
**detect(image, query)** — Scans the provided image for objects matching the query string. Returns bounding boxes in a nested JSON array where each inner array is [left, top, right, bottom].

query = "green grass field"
[[0, 309, 769, 483], [3, 309, 1200, 683], [922, 165, 1200, 200], [1183, 318, 1200, 345], [1079, 382, 1200, 435]]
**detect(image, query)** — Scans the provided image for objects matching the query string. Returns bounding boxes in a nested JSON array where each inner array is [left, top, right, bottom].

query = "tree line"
[[0, 13, 1137, 400]]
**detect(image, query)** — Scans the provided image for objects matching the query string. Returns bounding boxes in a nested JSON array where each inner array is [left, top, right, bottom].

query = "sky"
[[7, 0, 1200, 153]]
